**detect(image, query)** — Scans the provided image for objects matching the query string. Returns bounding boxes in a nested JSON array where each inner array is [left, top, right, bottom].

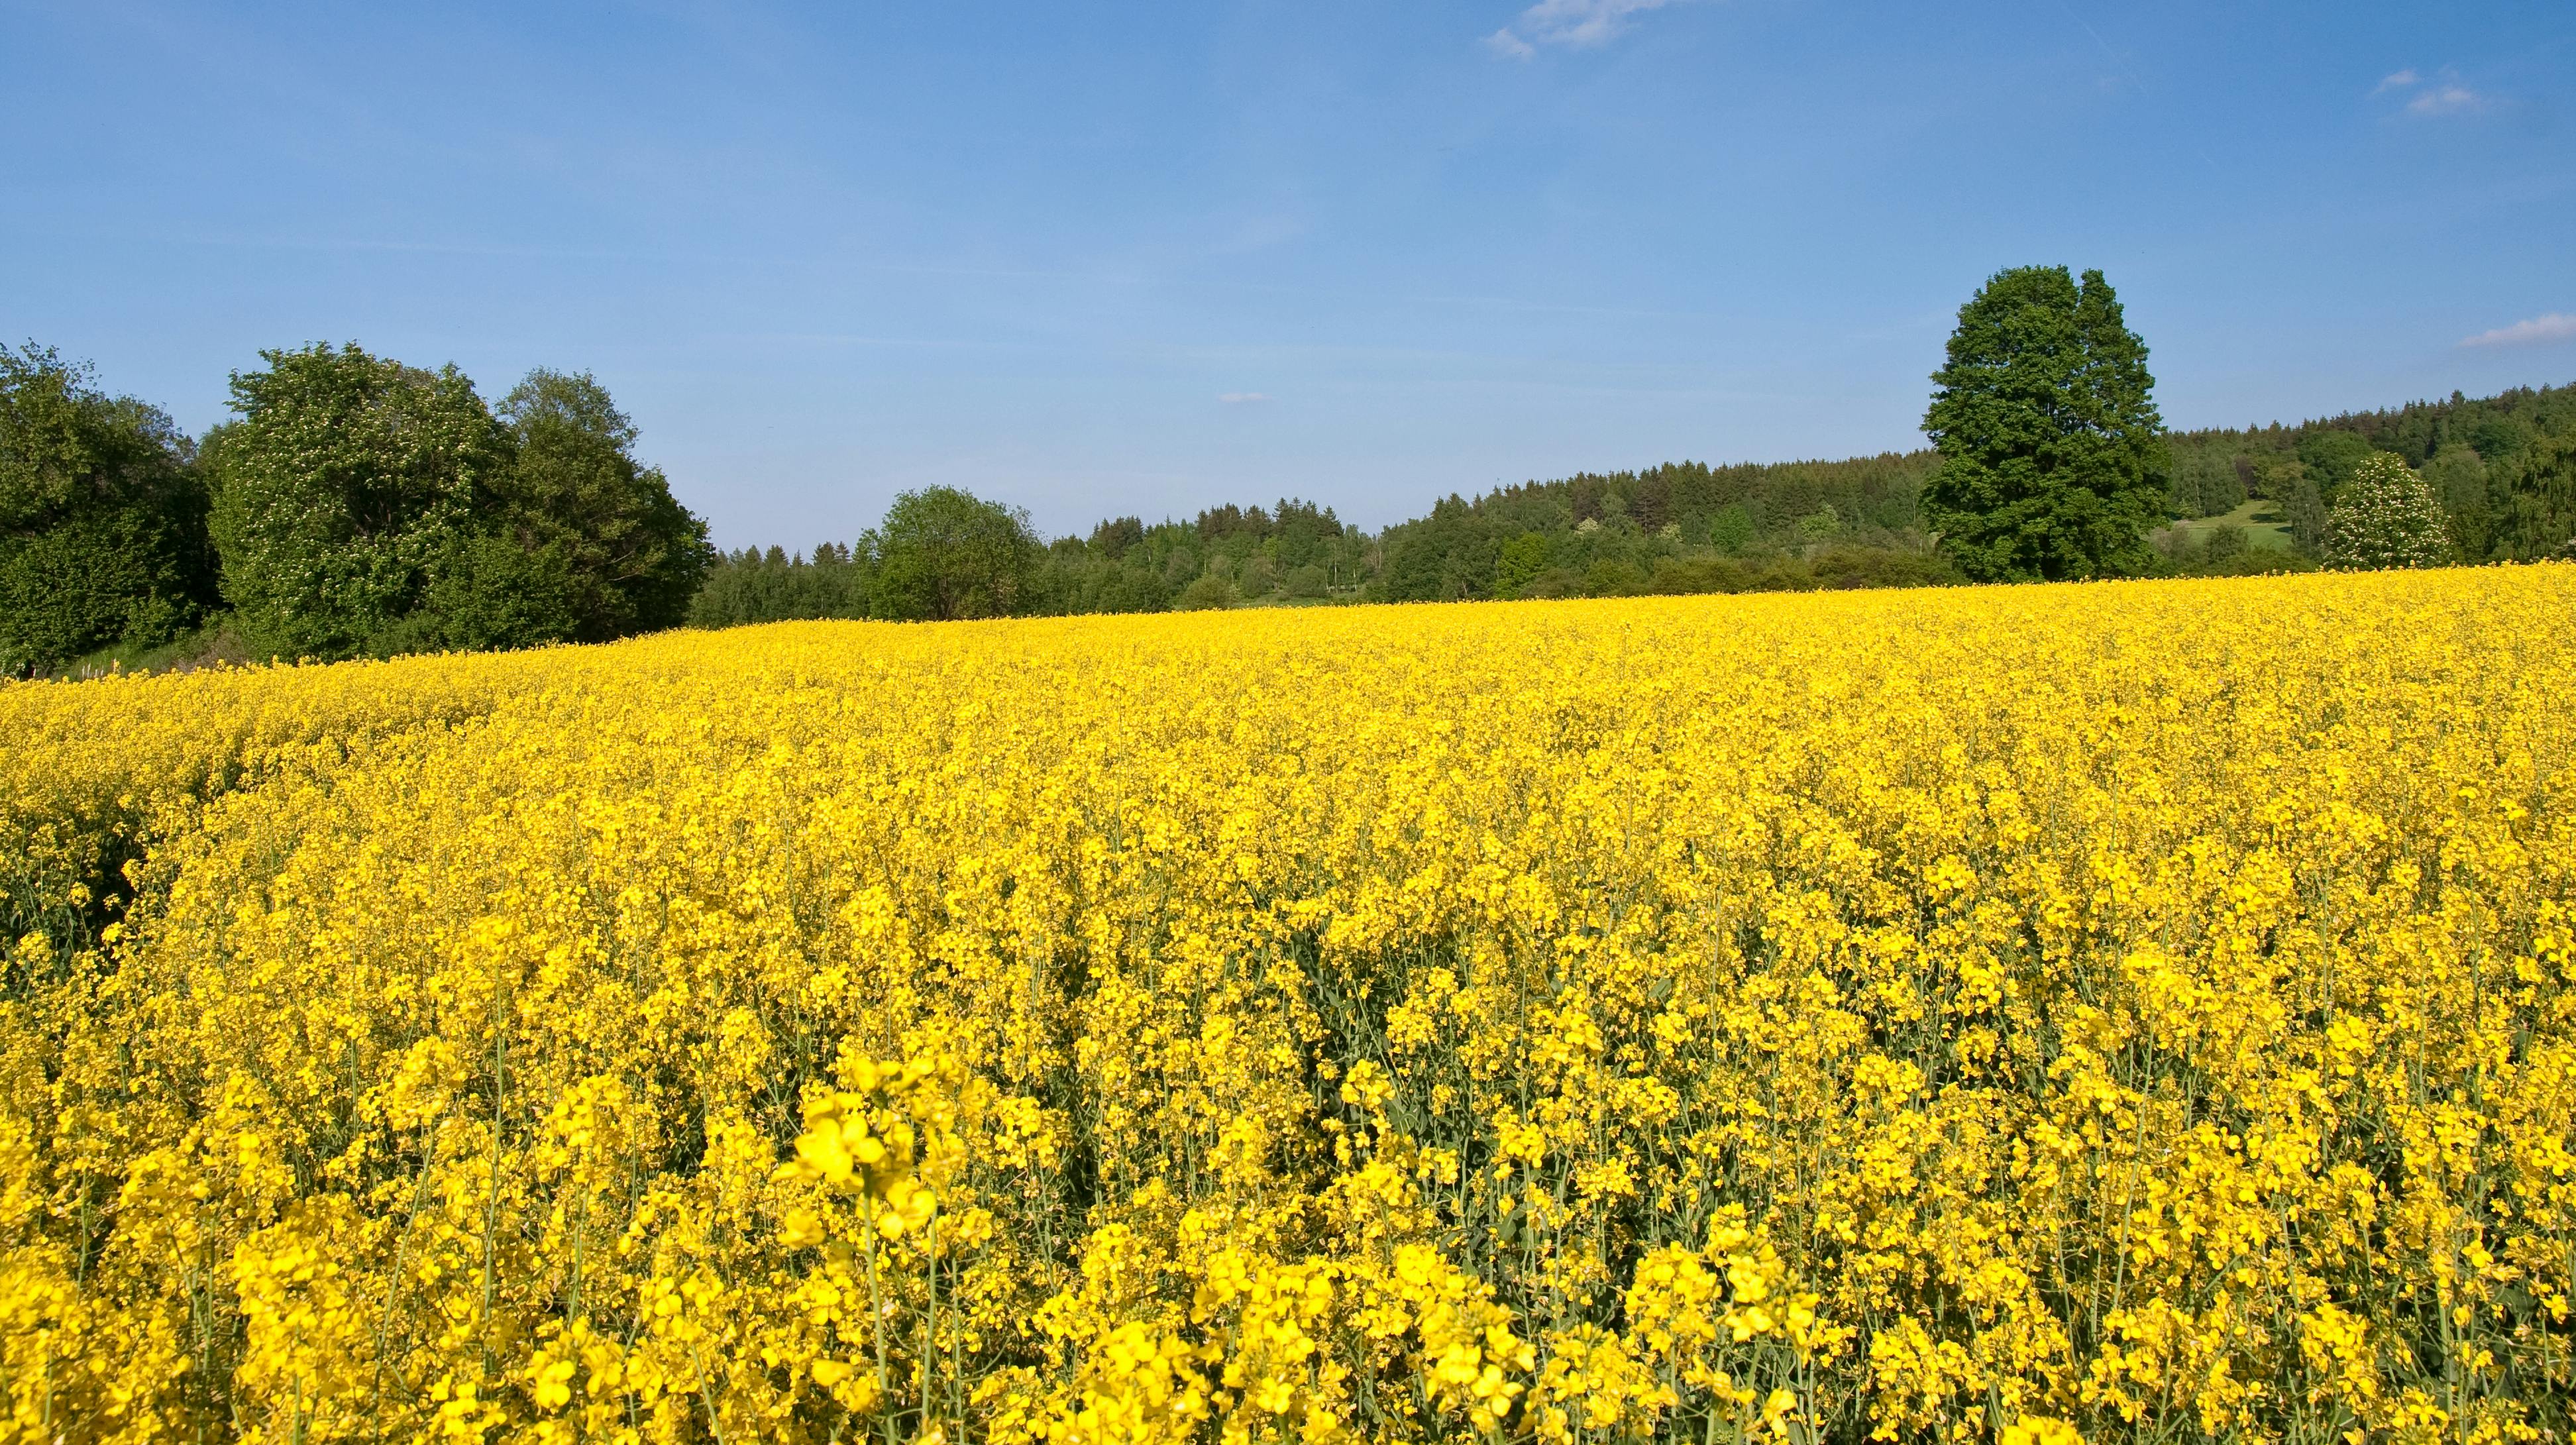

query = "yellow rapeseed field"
[[4, 567, 2573, 1445]]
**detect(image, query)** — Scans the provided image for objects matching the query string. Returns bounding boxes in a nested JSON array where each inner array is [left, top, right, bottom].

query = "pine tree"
[[2325, 453, 2453, 570]]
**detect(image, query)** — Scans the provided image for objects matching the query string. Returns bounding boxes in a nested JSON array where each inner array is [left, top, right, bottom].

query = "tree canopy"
[[1921, 266, 2169, 582], [869, 486, 1040, 621], [207, 345, 710, 661], [208, 343, 513, 659], [13, 329, 2574, 665], [0, 345, 215, 672], [496, 370, 712, 640]]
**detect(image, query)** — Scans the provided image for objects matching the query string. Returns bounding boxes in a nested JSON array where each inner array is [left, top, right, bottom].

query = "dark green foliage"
[[1385, 496, 1497, 602], [58, 329, 2545, 652], [687, 543, 873, 627], [1367, 453, 1941, 606], [2170, 382, 2576, 561], [0, 345, 215, 674], [1040, 547, 1175, 615], [2247, 458, 2331, 555], [2508, 433, 2576, 561], [1625, 547, 1959, 596], [1921, 267, 2169, 582], [418, 531, 584, 651], [2152, 538, 2319, 579], [1033, 498, 1359, 617], [2295, 429, 2377, 508], [496, 370, 713, 639], [2165, 445, 2246, 519], [1174, 574, 1238, 610], [1089, 515, 1147, 560], [870, 486, 1040, 621], [2425, 446, 2491, 558]]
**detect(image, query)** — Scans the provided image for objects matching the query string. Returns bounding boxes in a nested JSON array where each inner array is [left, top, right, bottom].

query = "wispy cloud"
[[1486, 0, 1678, 58], [1216, 392, 1271, 404], [2460, 313, 2576, 348], [2376, 66, 2487, 116], [2408, 83, 2483, 115]]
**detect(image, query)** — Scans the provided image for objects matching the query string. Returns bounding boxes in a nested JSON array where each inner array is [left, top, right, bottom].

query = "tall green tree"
[[209, 343, 518, 659], [496, 370, 712, 639], [2502, 432, 2576, 561], [2295, 430, 2376, 508], [0, 345, 215, 673], [869, 486, 1039, 621], [1383, 495, 1495, 602], [2325, 453, 2453, 570], [1921, 267, 2169, 581], [2424, 445, 2492, 558]]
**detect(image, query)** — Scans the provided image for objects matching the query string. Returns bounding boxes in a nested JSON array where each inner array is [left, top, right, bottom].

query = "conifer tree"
[[1921, 267, 2168, 581]]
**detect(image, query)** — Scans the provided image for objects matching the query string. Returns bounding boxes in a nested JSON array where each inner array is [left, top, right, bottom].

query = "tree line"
[[1, 342, 708, 675], [10, 272, 2575, 671], [690, 269, 2573, 629]]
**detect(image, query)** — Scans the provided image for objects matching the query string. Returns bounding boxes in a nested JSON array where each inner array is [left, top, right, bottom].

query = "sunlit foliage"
[[3, 566, 2573, 1443]]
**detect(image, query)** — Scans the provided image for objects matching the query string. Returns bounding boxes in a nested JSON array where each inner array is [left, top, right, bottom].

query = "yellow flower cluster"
[[3, 565, 2573, 1443]]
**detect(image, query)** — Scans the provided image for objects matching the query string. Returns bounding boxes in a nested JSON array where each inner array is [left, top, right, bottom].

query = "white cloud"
[[2408, 83, 2483, 115], [2377, 66, 2487, 116], [2459, 313, 2576, 348], [1487, 0, 1678, 57], [1216, 392, 1271, 404]]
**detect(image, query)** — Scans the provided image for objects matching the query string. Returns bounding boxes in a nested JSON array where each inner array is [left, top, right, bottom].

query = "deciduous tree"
[[208, 343, 514, 659], [496, 370, 712, 640], [2326, 453, 2452, 570], [869, 486, 1039, 621], [0, 345, 214, 672]]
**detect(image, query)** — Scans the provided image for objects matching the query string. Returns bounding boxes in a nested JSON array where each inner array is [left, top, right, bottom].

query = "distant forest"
[[690, 378, 2576, 625]]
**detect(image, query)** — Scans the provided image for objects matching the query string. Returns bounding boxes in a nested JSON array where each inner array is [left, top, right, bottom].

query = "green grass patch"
[[2171, 498, 2294, 551]]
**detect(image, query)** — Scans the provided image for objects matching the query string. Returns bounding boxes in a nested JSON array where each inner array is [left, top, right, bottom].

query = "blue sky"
[[5, 1, 2571, 546]]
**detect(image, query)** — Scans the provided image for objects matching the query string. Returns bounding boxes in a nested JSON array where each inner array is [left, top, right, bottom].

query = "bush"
[[210, 346, 712, 659], [1175, 573, 1238, 610]]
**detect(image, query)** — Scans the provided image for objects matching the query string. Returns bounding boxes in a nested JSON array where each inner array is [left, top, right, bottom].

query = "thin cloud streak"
[[2459, 313, 2576, 348], [2409, 84, 2483, 115], [2376, 66, 2487, 117], [1487, 0, 1679, 58]]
